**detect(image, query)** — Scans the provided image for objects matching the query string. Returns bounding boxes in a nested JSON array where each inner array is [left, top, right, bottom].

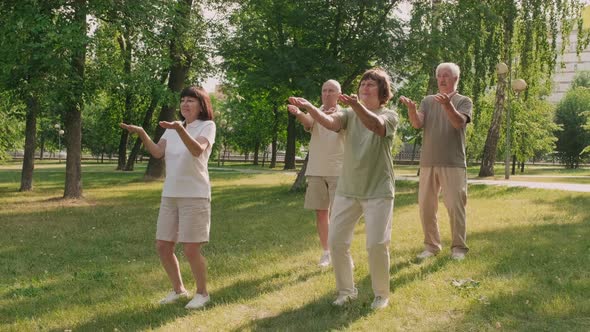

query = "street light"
[[54, 124, 64, 163], [504, 78, 527, 179]]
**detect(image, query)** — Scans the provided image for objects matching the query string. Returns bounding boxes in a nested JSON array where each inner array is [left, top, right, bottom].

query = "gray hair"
[[436, 62, 461, 90], [323, 79, 342, 93]]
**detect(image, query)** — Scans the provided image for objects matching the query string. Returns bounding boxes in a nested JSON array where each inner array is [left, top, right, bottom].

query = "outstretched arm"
[[288, 97, 341, 132], [339, 94, 386, 137], [287, 105, 315, 130], [159, 121, 210, 157], [120, 123, 165, 159], [399, 96, 424, 129]]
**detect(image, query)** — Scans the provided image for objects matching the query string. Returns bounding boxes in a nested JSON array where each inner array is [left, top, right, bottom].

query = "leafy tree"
[[583, 113, 590, 155], [477, 0, 589, 176], [89, 0, 172, 171], [144, 0, 212, 180], [81, 94, 121, 162], [572, 70, 590, 89], [0, 93, 25, 162], [87, 4, 169, 170], [218, 0, 406, 170], [401, 0, 588, 176], [554, 87, 590, 168], [0, 0, 60, 190], [510, 97, 559, 171], [220, 87, 276, 165]]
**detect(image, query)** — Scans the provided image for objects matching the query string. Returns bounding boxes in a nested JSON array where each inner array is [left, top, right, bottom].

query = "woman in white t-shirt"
[[120, 86, 216, 310]]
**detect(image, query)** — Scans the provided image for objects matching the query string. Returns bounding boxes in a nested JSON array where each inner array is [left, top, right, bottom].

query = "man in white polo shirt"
[[288, 79, 345, 267]]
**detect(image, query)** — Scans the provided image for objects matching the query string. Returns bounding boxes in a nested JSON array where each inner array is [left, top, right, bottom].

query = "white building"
[[549, 6, 590, 103]]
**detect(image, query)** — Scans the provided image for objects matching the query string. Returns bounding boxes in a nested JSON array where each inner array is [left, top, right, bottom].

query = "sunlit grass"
[[0, 164, 589, 331]]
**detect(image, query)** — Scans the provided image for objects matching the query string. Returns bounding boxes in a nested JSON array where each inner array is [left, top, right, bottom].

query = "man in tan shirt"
[[288, 80, 345, 267], [399, 62, 473, 261]]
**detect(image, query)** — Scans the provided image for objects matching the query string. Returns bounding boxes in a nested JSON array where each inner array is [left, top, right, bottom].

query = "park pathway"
[[210, 167, 590, 193], [396, 176, 590, 193]]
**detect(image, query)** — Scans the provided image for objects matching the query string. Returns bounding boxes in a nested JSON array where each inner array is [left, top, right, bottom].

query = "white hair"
[[436, 62, 461, 90], [323, 79, 341, 92]]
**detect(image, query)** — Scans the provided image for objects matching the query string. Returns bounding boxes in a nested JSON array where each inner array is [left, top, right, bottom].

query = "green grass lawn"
[[1, 164, 589, 331]]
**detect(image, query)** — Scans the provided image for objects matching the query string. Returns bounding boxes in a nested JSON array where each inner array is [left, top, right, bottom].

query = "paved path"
[[467, 179, 590, 192], [396, 176, 590, 193], [210, 168, 590, 193]]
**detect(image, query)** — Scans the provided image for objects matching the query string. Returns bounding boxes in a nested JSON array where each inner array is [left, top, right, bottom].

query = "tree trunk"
[[116, 28, 133, 170], [290, 153, 308, 192], [478, 72, 507, 177], [269, 105, 279, 169], [478, 9, 515, 177], [125, 74, 165, 171], [253, 141, 260, 165], [520, 161, 525, 173], [511, 155, 516, 175], [144, 0, 194, 180], [284, 112, 297, 170], [63, 0, 87, 199], [19, 94, 38, 192], [117, 93, 131, 171], [39, 135, 45, 160]]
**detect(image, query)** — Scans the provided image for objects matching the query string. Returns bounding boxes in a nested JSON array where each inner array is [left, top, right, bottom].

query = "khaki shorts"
[[304, 176, 338, 210], [156, 197, 211, 243]]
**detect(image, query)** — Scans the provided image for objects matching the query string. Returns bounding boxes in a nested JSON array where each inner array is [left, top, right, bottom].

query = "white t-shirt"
[[160, 120, 216, 198], [305, 105, 345, 177]]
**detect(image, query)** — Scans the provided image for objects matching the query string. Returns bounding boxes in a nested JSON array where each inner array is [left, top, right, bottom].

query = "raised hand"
[[398, 96, 417, 112], [288, 96, 313, 110], [119, 123, 143, 134], [434, 91, 457, 106], [159, 121, 183, 130], [287, 104, 302, 116], [338, 94, 360, 107]]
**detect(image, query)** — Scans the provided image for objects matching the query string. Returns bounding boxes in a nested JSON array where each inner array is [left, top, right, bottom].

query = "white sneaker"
[[371, 296, 389, 310], [451, 252, 466, 261], [185, 293, 210, 309], [159, 290, 190, 304], [332, 289, 358, 306], [319, 251, 331, 267], [416, 250, 435, 260]]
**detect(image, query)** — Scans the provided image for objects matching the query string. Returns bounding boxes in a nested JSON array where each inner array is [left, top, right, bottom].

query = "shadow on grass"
[[213, 267, 324, 305], [232, 292, 374, 332], [1, 169, 421, 330], [64, 304, 194, 332], [439, 193, 590, 331]]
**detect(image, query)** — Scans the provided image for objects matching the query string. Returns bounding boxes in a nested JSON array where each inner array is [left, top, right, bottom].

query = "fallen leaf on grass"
[[451, 278, 480, 289]]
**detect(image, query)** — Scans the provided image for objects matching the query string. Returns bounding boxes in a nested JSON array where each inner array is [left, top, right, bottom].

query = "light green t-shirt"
[[333, 107, 399, 199]]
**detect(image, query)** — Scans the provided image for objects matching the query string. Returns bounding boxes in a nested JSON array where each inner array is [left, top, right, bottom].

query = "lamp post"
[[504, 78, 527, 180], [54, 124, 64, 163]]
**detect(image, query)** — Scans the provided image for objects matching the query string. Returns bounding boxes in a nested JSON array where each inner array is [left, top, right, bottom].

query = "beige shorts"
[[304, 176, 338, 210], [156, 197, 211, 243]]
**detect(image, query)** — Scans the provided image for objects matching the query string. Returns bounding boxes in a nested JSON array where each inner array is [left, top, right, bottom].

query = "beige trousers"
[[328, 195, 394, 298], [418, 166, 468, 254]]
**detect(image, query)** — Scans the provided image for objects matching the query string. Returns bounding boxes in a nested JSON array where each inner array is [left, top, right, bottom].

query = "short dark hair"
[[180, 86, 214, 121], [358, 68, 393, 105]]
